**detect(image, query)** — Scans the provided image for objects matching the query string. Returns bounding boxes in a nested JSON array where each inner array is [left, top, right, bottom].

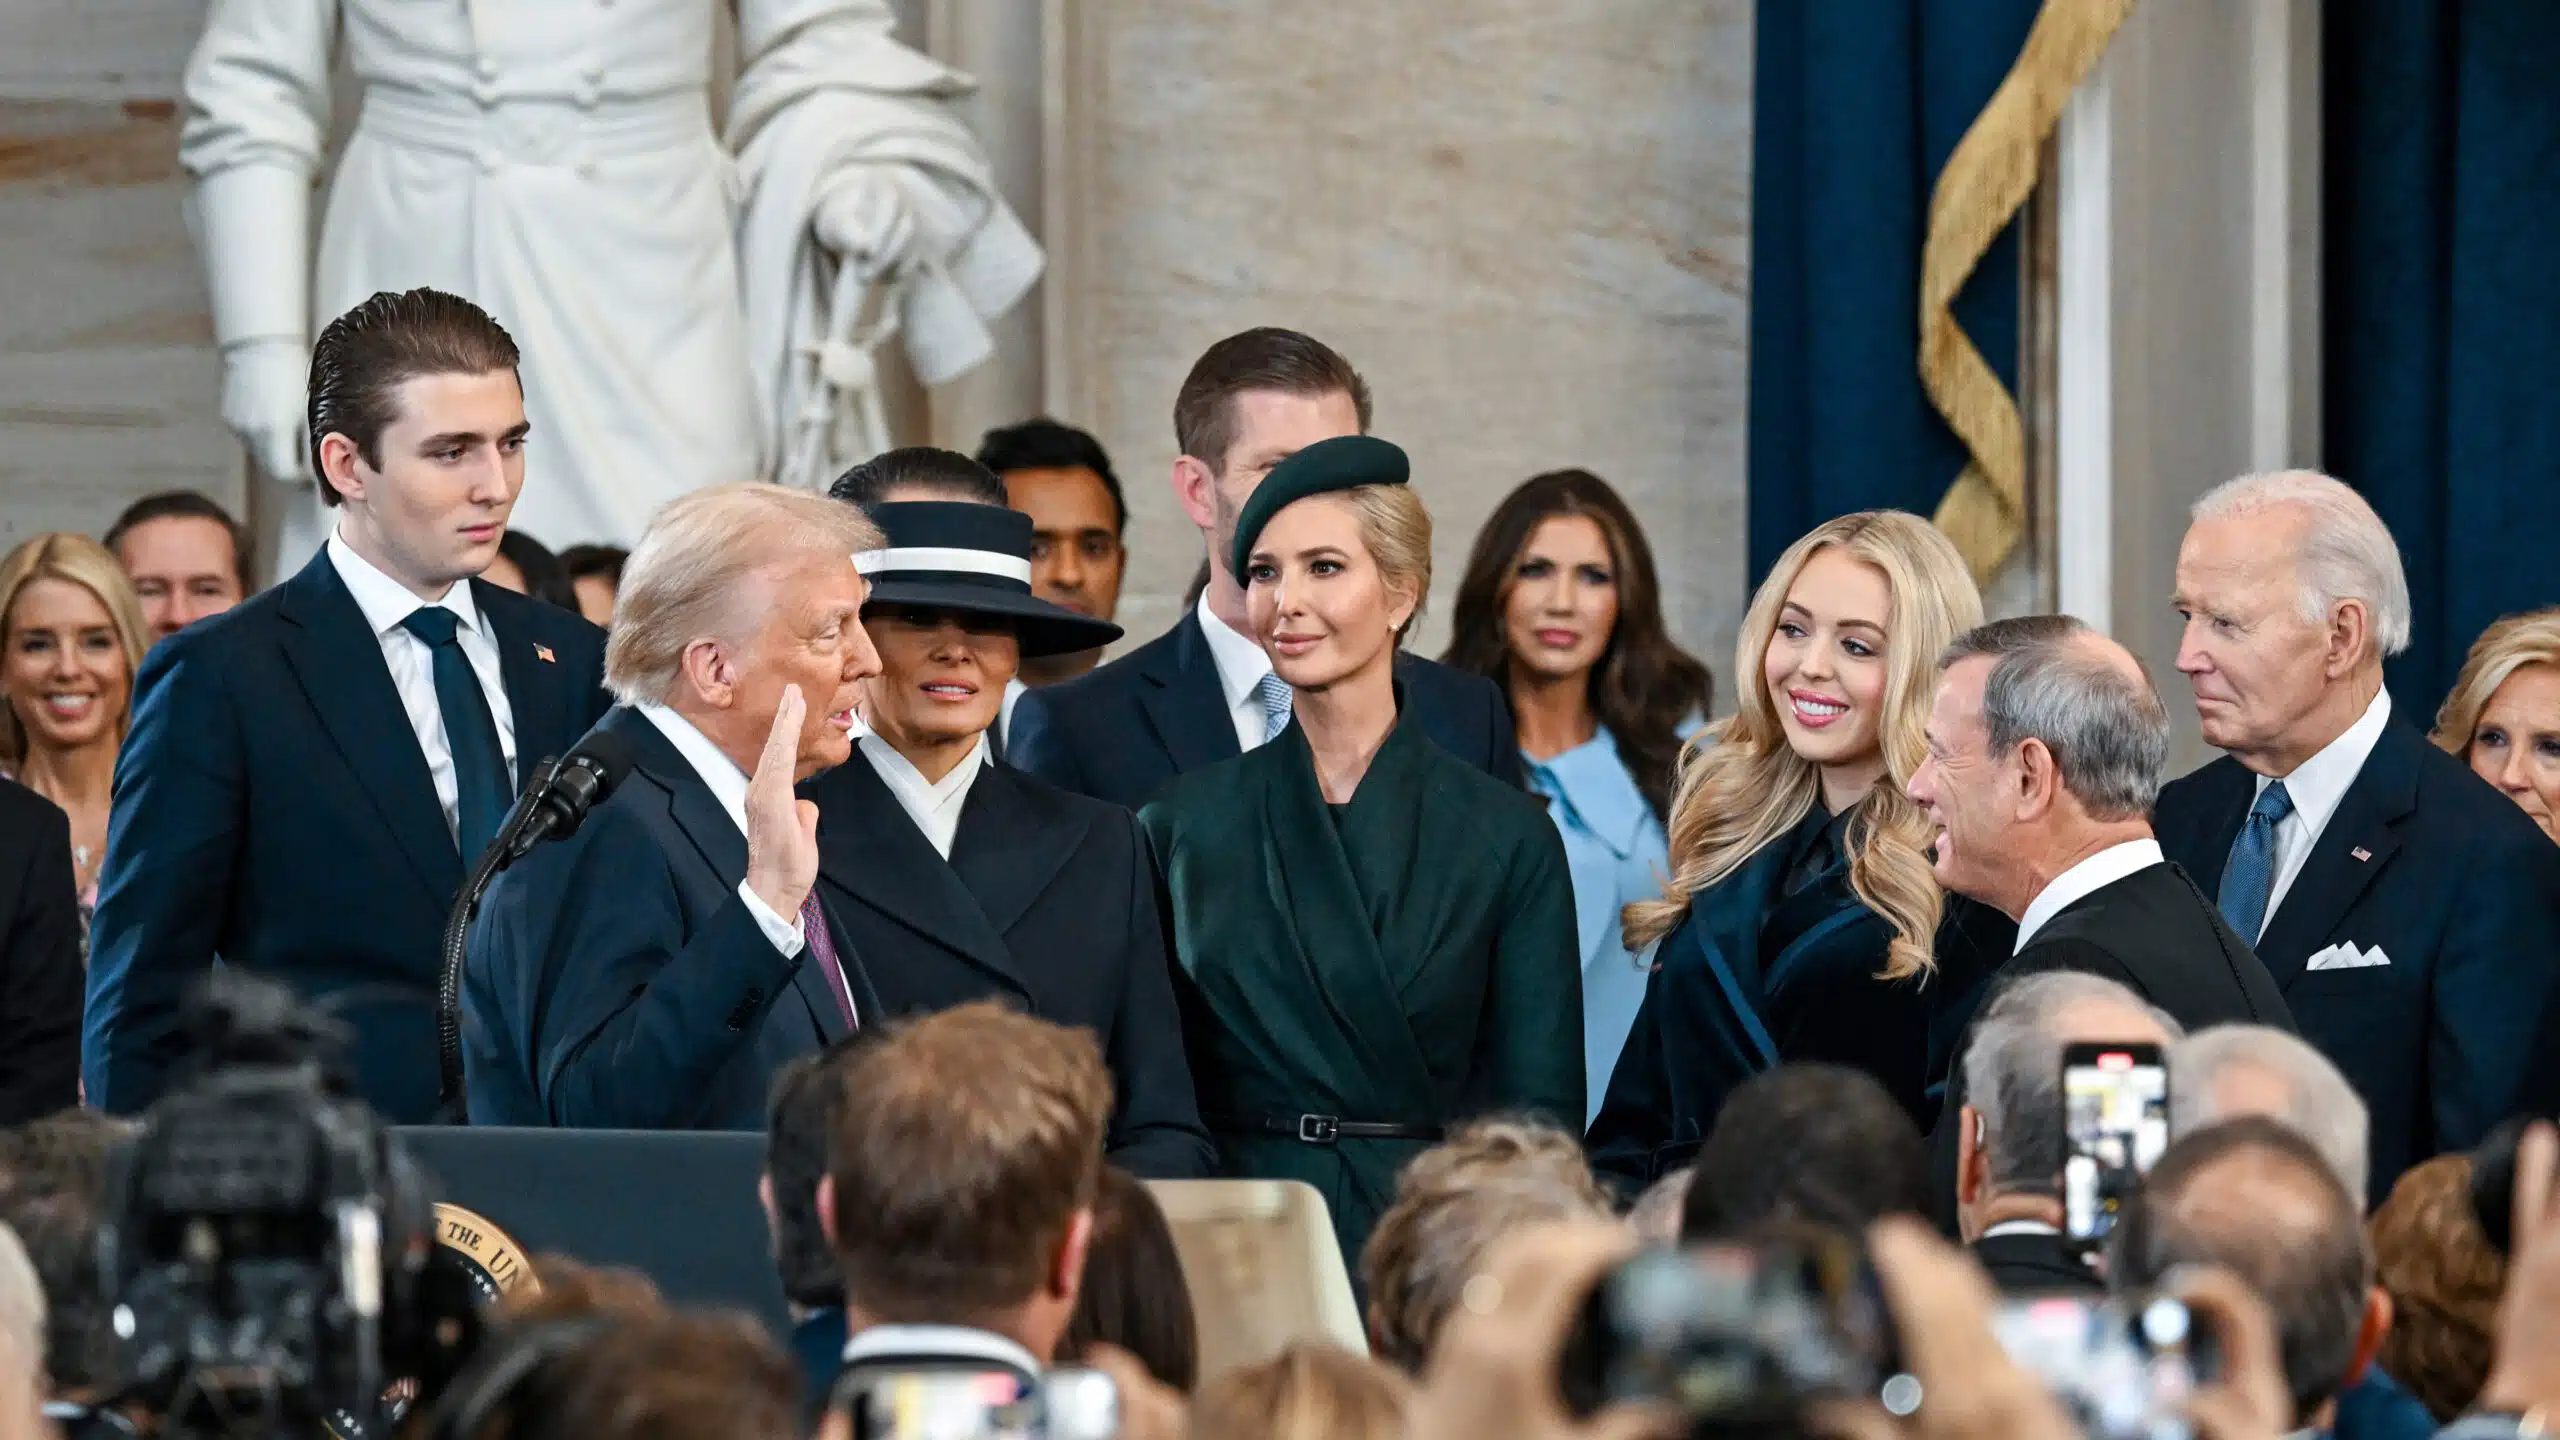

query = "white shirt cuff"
[[737, 881, 806, 958]]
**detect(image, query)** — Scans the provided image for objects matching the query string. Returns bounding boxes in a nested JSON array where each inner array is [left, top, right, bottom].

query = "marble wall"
[[0, 0, 1757, 687], [1048, 0, 1754, 669]]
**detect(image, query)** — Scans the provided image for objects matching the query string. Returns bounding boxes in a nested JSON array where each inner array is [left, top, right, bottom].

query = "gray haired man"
[[1910, 615, 2292, 1226], [1956, 971, 2183, 1292]]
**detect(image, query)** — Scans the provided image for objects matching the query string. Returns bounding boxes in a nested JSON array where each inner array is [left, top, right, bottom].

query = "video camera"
[[96, 973, 493, 1439], [1559, 1230, 2222, 1440]]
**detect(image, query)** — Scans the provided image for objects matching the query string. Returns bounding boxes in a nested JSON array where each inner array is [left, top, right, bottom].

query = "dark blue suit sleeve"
[[85, 636, 246, 1114], [1004, 688, 1086, 796], [0, 797, 82, 1124], [499, 812, 805, 1128], [1586, 959, 1674, 1194], [1101, 815, 1214, 1179], [2428, 821, 2560, 1151]]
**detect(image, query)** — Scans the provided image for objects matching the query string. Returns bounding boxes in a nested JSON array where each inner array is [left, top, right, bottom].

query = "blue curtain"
[[1746, 0, 2041, 582], [2327, 2, 2560, 711]]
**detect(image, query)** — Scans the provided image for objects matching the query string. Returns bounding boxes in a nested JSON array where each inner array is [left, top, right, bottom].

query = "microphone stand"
[[432, 757, 563, 1121]]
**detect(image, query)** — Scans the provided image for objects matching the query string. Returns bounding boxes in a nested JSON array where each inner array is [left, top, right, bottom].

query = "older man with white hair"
[[2170, 1024, 2370, 1201], [462, 484, 885, 1129], [2155, 470, 2560, 1206]]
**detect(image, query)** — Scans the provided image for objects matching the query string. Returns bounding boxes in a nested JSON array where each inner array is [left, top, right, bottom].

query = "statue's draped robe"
[[181, 0, 1037, 563], [1141, 712, 1585, 1263]]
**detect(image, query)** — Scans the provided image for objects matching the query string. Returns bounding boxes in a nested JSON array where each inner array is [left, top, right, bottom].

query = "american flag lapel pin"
[[2350, 846, 2372, 862], [534, 643, 556, 664]]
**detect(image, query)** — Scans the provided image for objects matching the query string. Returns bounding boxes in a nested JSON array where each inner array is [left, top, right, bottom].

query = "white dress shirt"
[[1196, 590, 1279, 754], [2015, 839, 2168, 952], [858, 734, 987, 859], [2252, 687, 2393, 938], [327, 532, 517, 848], [1980, 1218, 2063, 1239], [634, 703, 807, 961], [997, 676, 1026, 753]]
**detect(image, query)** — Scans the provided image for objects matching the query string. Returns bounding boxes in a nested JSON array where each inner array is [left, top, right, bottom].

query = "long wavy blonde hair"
[[0, 533, 150, 770], [1622, 511, 1982, 980], [2431, 607, 2560, 758]]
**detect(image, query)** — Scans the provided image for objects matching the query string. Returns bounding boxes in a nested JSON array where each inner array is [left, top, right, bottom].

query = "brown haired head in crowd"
[[306, 287, 523, 502], [2370, 1153, 2507, 1420], [1442, 468, 1714, 820], [423, 1257, 799, 1440], [1060, 1166, 1199, 1392], [1172, 327, 1373, 477], [823, 1001, 1113, 1329], [1189, 1339, 1410, 1440], [1388, 1115, 1609, 1209]]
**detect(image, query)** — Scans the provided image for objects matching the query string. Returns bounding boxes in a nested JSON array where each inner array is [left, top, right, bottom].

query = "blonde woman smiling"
[[1586, 511, 2015, 1188]]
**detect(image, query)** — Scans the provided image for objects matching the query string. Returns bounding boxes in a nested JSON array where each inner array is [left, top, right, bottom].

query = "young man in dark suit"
[[461, 485, 882, 1130], [1906, 616, 2292, 1226], [85, 289, 611, 1124], [800, 493, 1211, 1178], [2155, 472, 2560, 1205], [0, 776, 82, 1123], [1007, 328, 1519, 810]]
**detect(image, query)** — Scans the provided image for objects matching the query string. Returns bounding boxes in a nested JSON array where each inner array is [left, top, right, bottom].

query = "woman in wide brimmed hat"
[[798, 494, 1214, 1179]]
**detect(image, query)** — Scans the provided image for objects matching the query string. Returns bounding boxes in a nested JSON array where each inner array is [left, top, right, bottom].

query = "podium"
[[394, 1126, 792, 1333]]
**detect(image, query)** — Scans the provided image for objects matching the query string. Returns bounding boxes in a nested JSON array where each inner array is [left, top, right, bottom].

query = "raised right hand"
[[744, 684, 820, 920], [219, 336, 313, 487]]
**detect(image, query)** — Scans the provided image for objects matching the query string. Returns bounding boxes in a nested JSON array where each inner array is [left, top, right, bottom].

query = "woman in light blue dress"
[[1444, 470, 1712, 1121]]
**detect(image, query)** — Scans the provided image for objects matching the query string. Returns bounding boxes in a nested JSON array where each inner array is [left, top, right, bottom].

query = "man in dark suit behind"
[[86, 289, 610, 1123], [462, 484, 883, 1130], [1008, 328, 1519, 811], [1906, 616, 2292, 1226], [0, 777, 82, 1123], [1952, 971, 2182, 1294], [2155, 471, 2560, 1206]]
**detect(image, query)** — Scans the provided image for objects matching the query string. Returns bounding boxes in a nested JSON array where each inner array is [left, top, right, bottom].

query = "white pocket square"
[[2306, 942, 2391, 971]]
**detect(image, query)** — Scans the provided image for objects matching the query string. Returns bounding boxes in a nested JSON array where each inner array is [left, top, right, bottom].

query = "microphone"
[[503, 730, 638, 861], [433, 729, 640, 1117]]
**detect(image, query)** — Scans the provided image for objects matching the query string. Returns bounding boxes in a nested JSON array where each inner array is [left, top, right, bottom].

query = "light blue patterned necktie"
[[1255, 671, 1294, 744], [2218, 779, 2296, 941]]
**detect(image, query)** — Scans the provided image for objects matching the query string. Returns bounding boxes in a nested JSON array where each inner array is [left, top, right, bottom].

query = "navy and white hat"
[[856, 502, 1125, 659]]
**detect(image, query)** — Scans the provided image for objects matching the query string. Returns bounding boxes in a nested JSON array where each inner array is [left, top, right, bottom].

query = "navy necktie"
[[2217, 780, 2296, 941], [400, 606, 511, 861]]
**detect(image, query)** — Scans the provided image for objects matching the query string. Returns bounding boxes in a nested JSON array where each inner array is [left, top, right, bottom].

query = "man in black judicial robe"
[[800, 497, 1212, 1179], [1008, 327, 1518, 810], [1906, 618, 2291, 1226]]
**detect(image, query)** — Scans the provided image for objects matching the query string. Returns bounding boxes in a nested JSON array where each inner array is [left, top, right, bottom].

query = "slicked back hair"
[[1172, 328, 1372, 474], [307, 288, 521, 504], [1941, 614, 2168, 821]]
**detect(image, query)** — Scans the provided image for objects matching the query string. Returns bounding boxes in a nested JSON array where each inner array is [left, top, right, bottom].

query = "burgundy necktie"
[[797, 890, 858, 1030]]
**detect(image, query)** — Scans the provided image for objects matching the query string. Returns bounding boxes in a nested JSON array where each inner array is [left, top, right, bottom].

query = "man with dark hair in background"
[[821, 1001, 1112, 1391], [0, 1109, 132, 1433], [1007, 327, 1520, 810], [1677, 1063, 1932, 1241], [759, 1039, 866, 1426], [103, 490, 253, 644], [557, 544, 628, 627], [975, 418, 1128, 687], [2111, 1116, 2394, 1436], [87, 287, 612, 1122]]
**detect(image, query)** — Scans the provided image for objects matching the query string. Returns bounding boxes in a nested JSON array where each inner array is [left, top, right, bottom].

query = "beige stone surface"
[[0, 0, 240, 553], [1050, 0, 1752, 678]]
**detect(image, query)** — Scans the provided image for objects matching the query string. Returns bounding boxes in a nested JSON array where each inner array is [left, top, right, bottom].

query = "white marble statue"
[[181, 0, 1041, 564]]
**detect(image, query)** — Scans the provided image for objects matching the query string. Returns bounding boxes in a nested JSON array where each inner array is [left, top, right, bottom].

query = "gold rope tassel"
[[1922, 0, 2137, 583]]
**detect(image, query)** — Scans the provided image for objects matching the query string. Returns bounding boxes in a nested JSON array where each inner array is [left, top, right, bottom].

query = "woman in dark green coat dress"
[[1140, 436, 1583, 1264]]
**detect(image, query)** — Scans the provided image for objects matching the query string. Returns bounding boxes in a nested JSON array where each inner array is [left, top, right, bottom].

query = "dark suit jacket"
[[0, 777, 82, 1124], [85, 551, 610, 1123], [1971, 1228, 2099, 1295], [2155, 719, 2560, 1202], [802, 752, 1213, 1179], [462, 706, 873, 1130], [1007, 610, 1522, 810], [1931, 860, 2294, 1231]]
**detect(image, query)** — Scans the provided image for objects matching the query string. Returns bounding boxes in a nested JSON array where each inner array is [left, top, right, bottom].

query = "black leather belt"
[[1209, 1114, 1445, 1145]]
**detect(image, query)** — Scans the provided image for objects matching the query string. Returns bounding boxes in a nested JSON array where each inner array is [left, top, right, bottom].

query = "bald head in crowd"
[[1957, 971, 2184, 1245], [2111, 1117, 2390, 1431]]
